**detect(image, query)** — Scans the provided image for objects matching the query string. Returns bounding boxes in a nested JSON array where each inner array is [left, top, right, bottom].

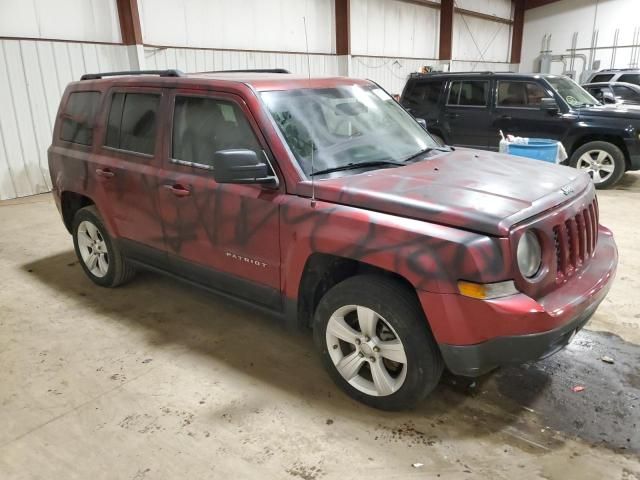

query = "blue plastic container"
[[507, 139, 558, 163]]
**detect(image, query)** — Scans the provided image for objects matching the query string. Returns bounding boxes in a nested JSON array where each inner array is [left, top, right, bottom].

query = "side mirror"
[[416, 118, 427, 129], [212, 149, 278, 186], [540, 98, 559, 114], [603, 94, 616, 104]]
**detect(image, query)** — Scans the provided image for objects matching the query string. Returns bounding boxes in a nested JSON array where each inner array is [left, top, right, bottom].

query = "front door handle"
[[163, 184, 191, 197], [500, 115, 513, 121], [95, 168, 115, 178], [446, 112, 459, 119]]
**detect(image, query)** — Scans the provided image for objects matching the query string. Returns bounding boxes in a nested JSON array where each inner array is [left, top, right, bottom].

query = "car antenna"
[[303, 16, 316, 207]]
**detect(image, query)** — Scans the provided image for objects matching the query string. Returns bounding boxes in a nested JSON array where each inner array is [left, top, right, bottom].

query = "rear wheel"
[[313, 275, 443, 410], [570, 141, 625, 189], [72, 206, 135, 287]]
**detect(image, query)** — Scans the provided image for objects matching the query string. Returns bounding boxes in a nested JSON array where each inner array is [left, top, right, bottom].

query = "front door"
[[442, 79, 493, 149], [157, 90, 282, 309], [94, 87, 168, 265], [490, 80, 569, 150]]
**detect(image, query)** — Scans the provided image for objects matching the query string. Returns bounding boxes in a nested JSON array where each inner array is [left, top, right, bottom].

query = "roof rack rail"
[[80, 69, 184, 81], [408, 70, 499, 77], [201, 68, 291, 74]]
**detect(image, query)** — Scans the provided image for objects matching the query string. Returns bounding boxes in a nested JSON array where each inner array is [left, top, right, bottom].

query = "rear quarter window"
[[60, 91, 101, 145], [590, 74, 614, 83]]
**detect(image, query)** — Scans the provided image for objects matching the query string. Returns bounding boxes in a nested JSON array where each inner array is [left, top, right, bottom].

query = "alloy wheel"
[[325, 305, 408, 397], [576, 150, 616, 185], [77, 220, 109, 278]]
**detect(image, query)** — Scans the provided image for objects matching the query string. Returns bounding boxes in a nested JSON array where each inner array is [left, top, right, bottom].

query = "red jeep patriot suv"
[[49, 69, 618, 410]]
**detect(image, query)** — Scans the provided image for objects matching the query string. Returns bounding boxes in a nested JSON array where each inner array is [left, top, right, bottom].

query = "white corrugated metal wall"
[[144, 47, 346, 77], [0, 0, 518, 200], [0, 39, 130, 200], [0, 0, 128, 200]]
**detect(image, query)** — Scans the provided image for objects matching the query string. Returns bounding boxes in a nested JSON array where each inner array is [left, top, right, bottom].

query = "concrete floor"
[[1, 174, 639, 480]]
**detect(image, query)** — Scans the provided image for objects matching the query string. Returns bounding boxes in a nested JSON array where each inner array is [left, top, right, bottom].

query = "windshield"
[[546, 76, 599, 107], [261, 85, 437, 177]]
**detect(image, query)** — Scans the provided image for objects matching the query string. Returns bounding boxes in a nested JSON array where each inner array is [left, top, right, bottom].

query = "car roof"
[[71, 70, 372, 92]]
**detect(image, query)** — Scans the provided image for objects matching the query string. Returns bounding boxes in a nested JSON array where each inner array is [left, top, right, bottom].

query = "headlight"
[[517, 230, 542, 278]]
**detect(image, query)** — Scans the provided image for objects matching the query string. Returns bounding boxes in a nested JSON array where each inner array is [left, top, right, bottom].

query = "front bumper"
[[419, 226, 617, 377], [439, 300, 598, 376]]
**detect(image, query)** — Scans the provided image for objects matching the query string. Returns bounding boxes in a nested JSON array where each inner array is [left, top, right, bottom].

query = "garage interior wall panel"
[[452, 10, 512, 63], [350, 56, 433, 95], [0, 39, 130, 200], [0, 0, 121, 43], [144, 47, 345, 77], [138, 0, 335, 54], [455, 0, 512, 19], [350, 0, 440, 59], [521, 0, 640, 76], [451, 60, 515, 72]]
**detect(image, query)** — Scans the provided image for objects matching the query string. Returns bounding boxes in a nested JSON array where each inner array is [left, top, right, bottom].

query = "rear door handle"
[[446, 112, 459, 119], [95, 168, 115, 178], [163, 184, 191, 197], [500, 115, 513, 121]]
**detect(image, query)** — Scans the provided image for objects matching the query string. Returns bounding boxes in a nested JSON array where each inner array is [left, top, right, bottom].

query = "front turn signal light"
[[457, 280, 518, 300]]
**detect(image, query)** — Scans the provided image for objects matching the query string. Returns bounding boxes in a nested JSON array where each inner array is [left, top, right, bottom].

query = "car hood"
[[297, 149, 592, 236], [577, 103, 640, 120]]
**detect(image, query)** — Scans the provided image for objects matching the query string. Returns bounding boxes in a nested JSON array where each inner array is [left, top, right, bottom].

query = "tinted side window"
[[618, 74, 640, 86], [613, 85, 638, 101], [60, 91, 101, 145], [105, 92, 160, 155], [497, 81, 550, 107], [172, 96, 261, 168], [591, 74, 614, 83], [447, 81, 488, 106], [403, 81, 443, 109]]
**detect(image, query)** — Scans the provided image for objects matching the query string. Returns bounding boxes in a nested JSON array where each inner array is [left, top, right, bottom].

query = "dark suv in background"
[[400, 72, 640, 189]]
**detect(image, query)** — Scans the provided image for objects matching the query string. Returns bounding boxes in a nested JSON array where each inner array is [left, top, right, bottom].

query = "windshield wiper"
[[310, 160, 404, 177], [402, 145, 453, 163]]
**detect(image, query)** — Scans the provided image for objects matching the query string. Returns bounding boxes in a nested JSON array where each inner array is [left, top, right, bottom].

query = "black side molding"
[[80, 69, 184, 81]]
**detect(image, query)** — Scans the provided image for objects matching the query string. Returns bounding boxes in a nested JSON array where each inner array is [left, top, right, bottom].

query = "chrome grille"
[[552, 198, 599, 281]]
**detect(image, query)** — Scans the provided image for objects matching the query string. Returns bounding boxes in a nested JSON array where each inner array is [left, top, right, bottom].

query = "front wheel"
[[313, 275, 443, 410], [569, 141, 625, 189]]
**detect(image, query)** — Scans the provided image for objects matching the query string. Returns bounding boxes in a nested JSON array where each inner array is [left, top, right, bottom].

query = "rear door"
[[157, 89, 282, 309], [93, 87, 168, 266], [442, 79, 492, 148], [490, 79, 568, 150]]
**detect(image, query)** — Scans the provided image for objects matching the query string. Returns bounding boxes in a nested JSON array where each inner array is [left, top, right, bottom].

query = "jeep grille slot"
[[553, 198, 599, 282]]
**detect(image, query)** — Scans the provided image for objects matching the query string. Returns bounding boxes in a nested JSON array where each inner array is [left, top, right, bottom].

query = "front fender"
[[279, 196, 513, 300]]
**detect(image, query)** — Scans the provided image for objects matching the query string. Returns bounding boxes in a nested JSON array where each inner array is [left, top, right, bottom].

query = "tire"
[[569, 141, 625, 189], [313, 275, 443, 410], [72, 205, 135, 287]]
